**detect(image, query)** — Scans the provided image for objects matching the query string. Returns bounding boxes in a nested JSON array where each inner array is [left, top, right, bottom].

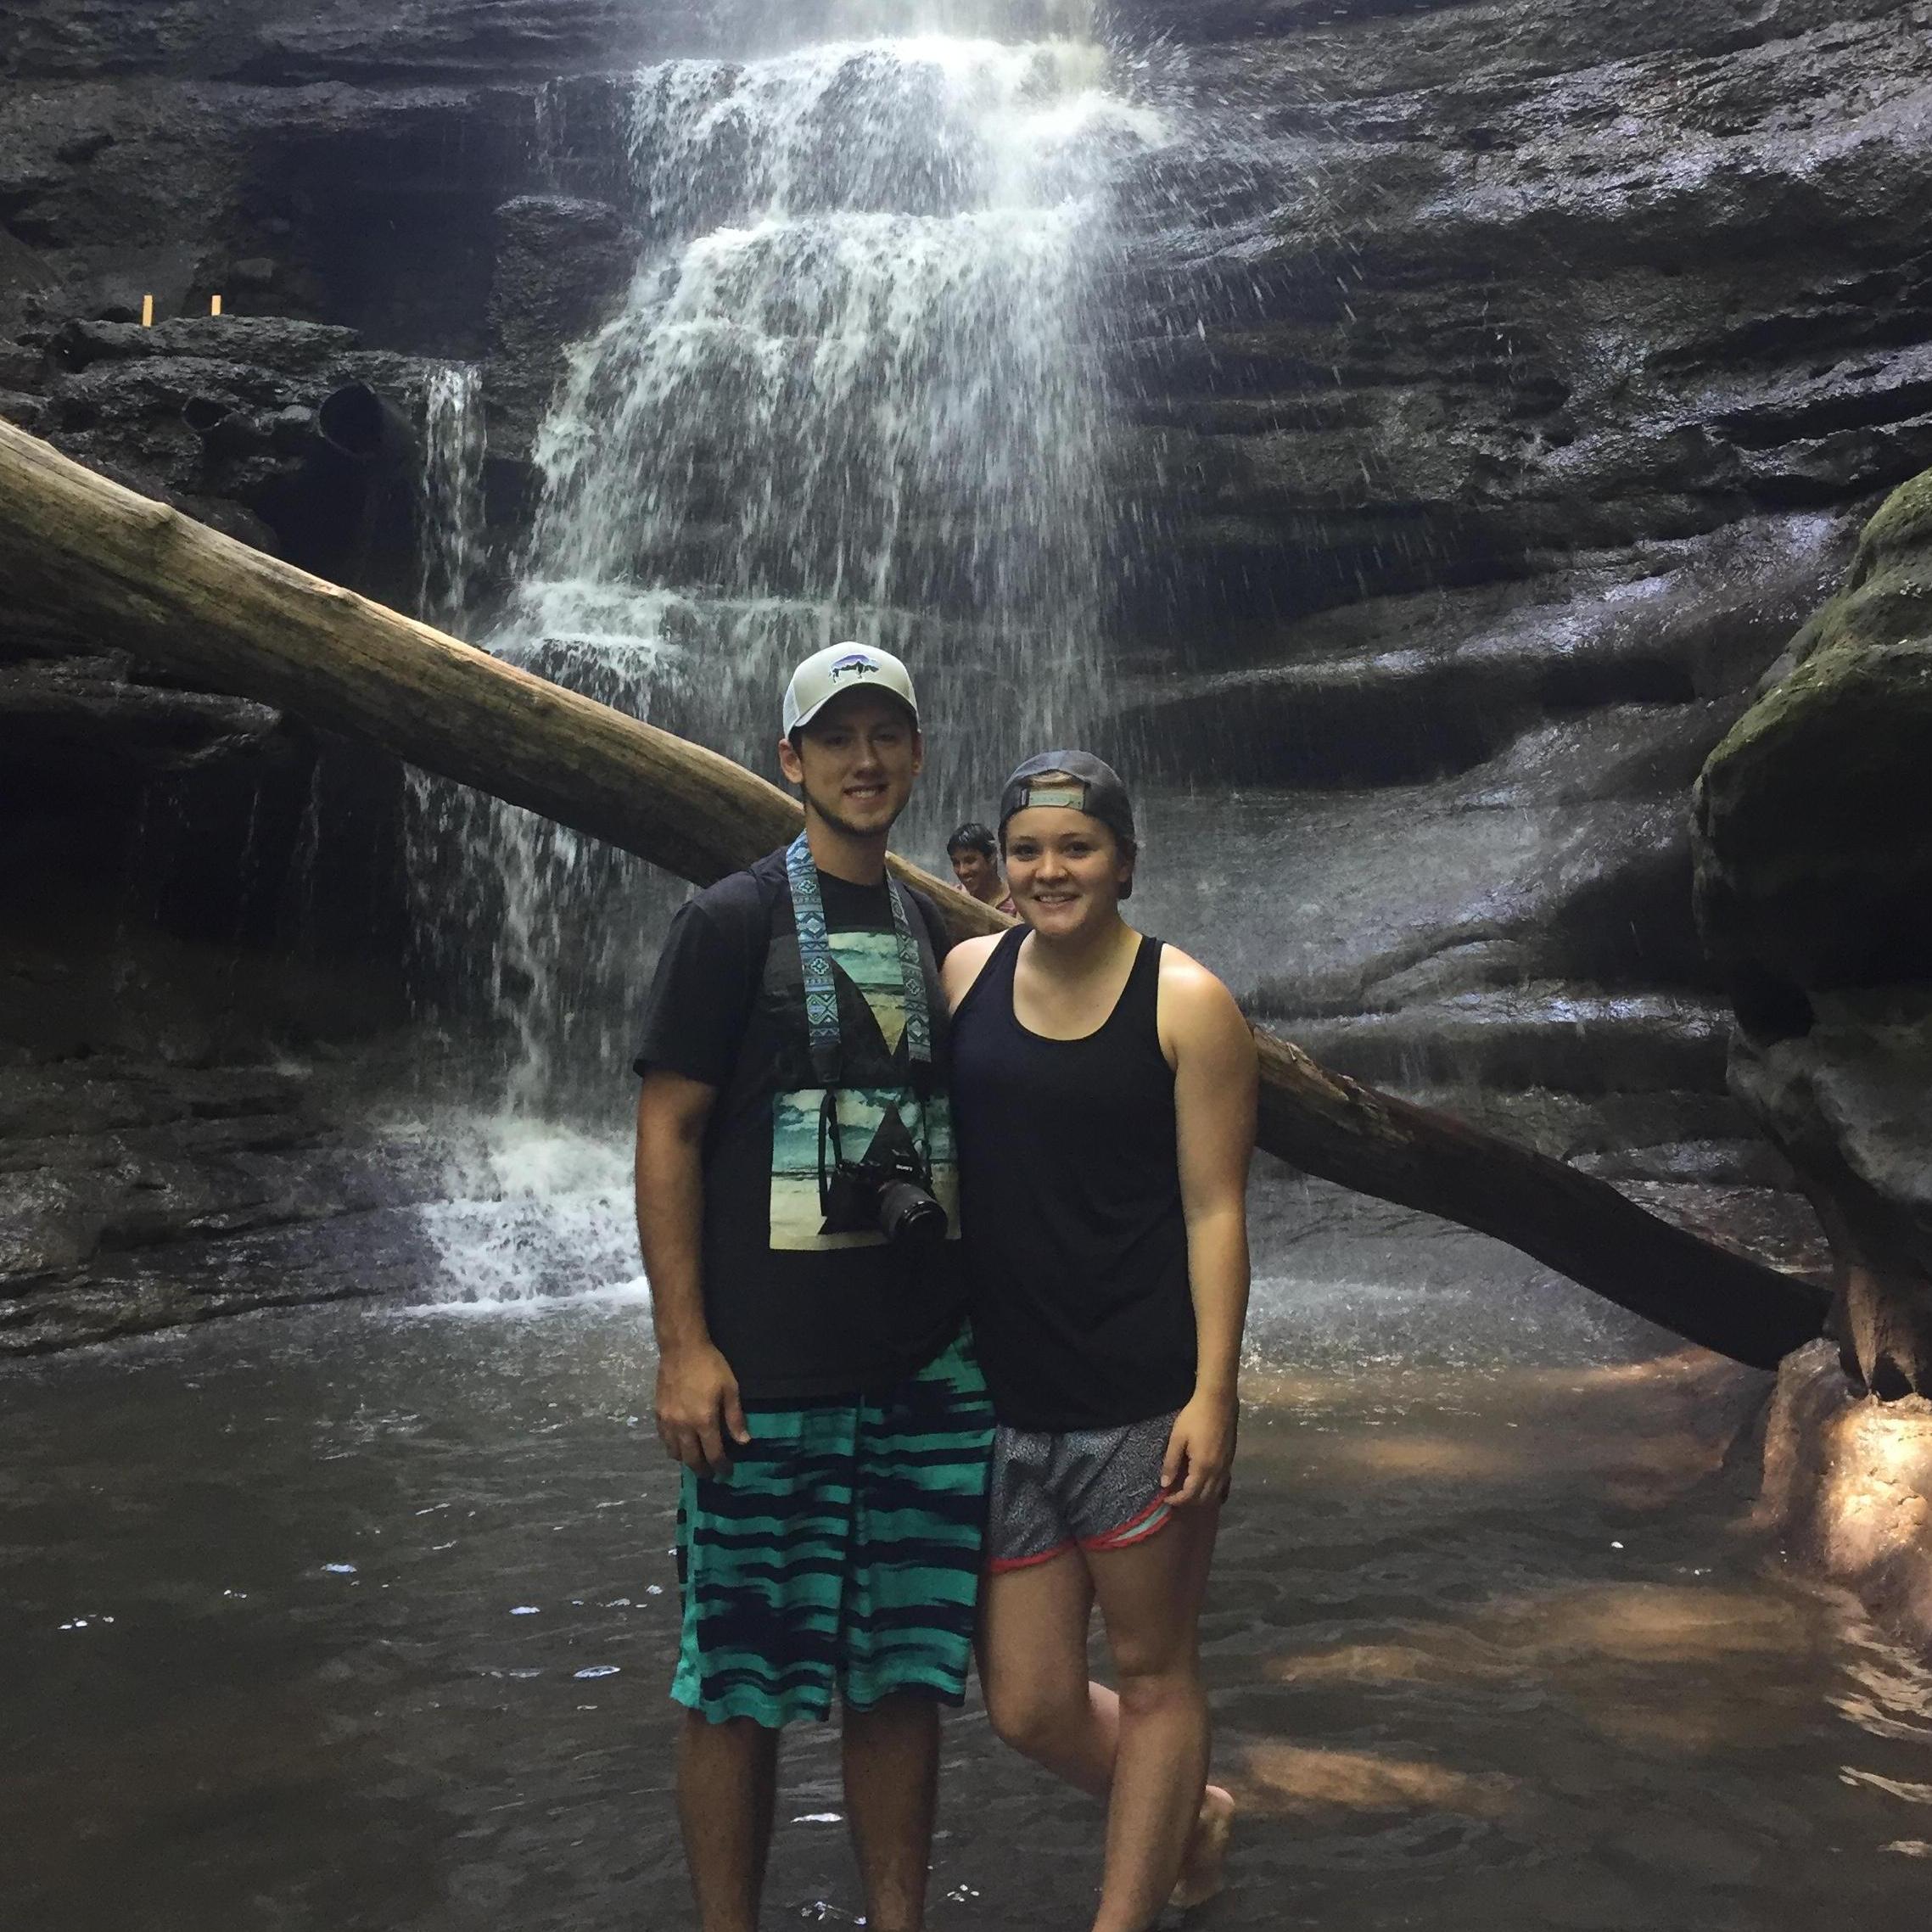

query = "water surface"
[[6, 1206, 1930, 1931]]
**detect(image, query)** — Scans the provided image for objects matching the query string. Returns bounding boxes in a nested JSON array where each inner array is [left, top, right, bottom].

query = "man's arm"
[[1157, 950, 1259, 1507], [636, 1068, 749, 1477]]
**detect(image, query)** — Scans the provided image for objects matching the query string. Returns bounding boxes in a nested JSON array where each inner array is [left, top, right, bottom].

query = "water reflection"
[[4, 1285, 1932, 1930]]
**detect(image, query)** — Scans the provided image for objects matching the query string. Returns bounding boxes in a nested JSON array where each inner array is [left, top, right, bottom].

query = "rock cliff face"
[[1100, 0, 1932, 1215], [1103, 0, 1932, 620], [1695, 465, 1932, 1401], [6, 0, 1932, 1349]]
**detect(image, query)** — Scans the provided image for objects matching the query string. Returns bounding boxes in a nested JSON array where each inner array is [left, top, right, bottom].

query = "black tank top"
[[950, 927, 1197, 1431]]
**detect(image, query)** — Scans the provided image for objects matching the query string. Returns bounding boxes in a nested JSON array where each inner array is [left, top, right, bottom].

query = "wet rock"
[[0, 1210, 433, 1354], [0, 652, 294, 792], [1695, 470, 1932, 992], [1694, 468, 1932, 1398], [50, 315, 362, 374], [487, 193, 638, 460], [0, 1173, 103, 1280], [1759, 1338, 1932, 1647], [1280, 987, 1734, 1097], [0, 1034, 441, 1355], [0, 389, 50, 434], [1, 0, 717, 86], [0, 339, 44, 389], [1729, 993, 1932, 1402], [1113, 512, 1852, 781], [1104, 0, 1932, 622]]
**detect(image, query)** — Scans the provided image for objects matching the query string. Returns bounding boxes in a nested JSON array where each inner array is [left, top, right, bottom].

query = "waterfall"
[[512, 31, 1161, 785], [404, 5, 1163, 1302], [414, 8, 1163, 1119], [415, 362, 488, 637]]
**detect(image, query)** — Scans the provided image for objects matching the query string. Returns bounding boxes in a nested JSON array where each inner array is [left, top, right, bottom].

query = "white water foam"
[[407, 1117, 645, 1312]]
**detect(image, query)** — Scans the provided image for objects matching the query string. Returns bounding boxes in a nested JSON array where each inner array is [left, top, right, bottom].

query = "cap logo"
[[826, 651, 878, 683], [1022, 782, 1087, 812]]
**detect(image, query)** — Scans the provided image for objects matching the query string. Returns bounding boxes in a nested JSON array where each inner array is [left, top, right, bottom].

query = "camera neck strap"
[[785, 832, 932, 1091]]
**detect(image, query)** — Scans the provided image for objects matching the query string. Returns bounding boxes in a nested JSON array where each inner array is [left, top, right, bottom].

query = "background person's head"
[[778, 643, 923, 843], [945, 822, 1002, 904], [997, 751, 1138, 936]]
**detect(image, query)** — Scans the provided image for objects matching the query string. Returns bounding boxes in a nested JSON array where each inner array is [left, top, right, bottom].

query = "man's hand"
[[1160, 1390, 1237, 1509], [656, 1340, 752, 1477]]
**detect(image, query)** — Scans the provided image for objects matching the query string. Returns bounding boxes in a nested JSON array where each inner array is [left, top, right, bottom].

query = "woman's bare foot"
[[1169, 1784, 1235, 1912]]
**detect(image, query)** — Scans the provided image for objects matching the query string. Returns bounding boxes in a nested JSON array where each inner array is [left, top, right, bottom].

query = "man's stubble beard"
[[802, 776, 908, 843]]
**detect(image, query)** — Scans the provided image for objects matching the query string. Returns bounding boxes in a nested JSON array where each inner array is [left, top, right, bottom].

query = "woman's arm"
[[941, 930, 1005, 1011], [1158, 949, 1259, 1507]]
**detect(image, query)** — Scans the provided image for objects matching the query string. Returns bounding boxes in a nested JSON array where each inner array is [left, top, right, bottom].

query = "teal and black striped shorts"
[[672, 1332, 994, 1728]]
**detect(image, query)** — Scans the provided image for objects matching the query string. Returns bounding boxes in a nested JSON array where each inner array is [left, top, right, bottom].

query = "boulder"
[[1695, 469, 1932, 993], [1759, 1339, 1932, 1646], [1730, 994, 1932, 1402], [1694, 467, 1932, 1397]]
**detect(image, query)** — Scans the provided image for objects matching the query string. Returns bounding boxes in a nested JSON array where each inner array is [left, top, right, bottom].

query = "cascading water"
[[415, 363, 488, 638], [406, 2, 1165, 1300]]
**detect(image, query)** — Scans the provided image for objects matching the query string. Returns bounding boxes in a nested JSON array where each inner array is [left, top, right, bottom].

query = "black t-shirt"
[[632, 847, 966, 1403]]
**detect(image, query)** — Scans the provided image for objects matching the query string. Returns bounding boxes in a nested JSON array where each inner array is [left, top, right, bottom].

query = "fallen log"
[[0, 414, 1829, 1368]]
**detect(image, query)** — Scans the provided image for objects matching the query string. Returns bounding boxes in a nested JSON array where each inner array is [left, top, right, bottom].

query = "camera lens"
[[877, 1181, 948, 1254]]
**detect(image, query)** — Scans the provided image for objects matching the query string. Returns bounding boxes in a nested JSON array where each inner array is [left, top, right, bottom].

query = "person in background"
[[943, 751, 1257, 1932], [633, 642, 992, 1932], [946, 820, 1016, 917]]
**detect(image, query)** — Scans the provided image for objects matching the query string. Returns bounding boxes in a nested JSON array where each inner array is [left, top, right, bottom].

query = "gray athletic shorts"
[[987, 1410, 1179, 1573]]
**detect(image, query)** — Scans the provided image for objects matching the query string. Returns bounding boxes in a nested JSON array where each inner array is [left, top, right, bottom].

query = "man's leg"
[[669, 1404, 847, 1932], [841, 1693, 941, 1932], [837, 1337, 994, 1931], [1084, 1504, 1223, 1932], [676, 1711, 779, 1932]]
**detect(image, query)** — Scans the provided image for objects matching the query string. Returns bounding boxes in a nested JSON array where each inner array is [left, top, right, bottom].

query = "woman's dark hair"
[[946, 821, 998, 860]]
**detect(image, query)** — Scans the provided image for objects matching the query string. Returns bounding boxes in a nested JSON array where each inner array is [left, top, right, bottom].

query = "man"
[[633, 641, 990, 1932], [945, 820, 1016, 916]]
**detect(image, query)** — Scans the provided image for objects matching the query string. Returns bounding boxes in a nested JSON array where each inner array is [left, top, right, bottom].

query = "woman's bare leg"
[[977, 1549, 1111, 1794], [980, 1518, 1232, 1929], [1085, 1504, 1223, 1932]]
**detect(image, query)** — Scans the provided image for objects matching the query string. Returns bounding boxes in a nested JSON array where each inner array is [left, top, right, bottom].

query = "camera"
[[818, 1095, 949, 1253]]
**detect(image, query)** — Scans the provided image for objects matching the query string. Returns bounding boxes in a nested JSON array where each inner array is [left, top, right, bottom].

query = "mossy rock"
[[1694, 466, 1932, 991]]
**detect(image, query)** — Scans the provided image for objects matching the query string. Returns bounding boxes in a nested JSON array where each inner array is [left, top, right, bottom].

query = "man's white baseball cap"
[[782, 642, 920, 739]]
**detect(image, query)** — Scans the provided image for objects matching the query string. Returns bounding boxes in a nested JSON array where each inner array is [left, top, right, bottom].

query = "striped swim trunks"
[[987, 1409, 1179, 1574], [672, 1332, 994, 1728]]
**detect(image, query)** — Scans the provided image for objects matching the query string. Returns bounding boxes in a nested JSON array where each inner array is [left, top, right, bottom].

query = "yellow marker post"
[[210, 294, 222, 316], [141, 294, 154, 328]]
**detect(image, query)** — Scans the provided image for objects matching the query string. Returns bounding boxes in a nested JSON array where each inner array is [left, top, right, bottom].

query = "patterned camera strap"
[[786, 832, 932, 1090]]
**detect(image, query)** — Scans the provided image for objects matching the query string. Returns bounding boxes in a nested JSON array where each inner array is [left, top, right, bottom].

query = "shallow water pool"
[[3, 1242, 1929, 1931]]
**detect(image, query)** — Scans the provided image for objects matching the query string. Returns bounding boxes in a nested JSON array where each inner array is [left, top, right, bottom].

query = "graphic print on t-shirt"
[[770, 930, 960, 1252]]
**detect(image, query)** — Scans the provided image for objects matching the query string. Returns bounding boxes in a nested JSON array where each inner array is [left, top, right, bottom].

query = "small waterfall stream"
[[415, 363, 488, 637]]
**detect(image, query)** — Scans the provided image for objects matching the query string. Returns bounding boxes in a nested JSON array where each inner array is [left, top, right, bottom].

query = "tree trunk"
[[0, 416, 1828, 1369]]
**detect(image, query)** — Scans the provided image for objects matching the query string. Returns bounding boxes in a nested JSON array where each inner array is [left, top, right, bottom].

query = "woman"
[[943, 751, 1257, 1932]]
